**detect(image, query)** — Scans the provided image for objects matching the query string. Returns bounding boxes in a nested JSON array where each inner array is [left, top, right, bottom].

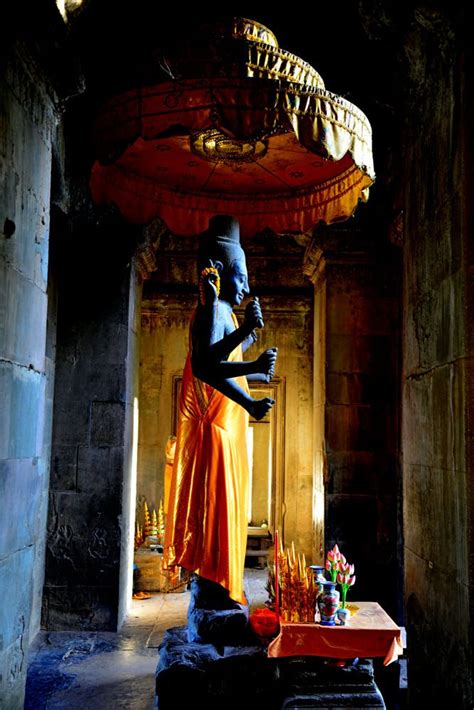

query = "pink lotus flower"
[[325, 544, 344, 582], [324, 545, 355, 592], [338, 562, 356, 608]]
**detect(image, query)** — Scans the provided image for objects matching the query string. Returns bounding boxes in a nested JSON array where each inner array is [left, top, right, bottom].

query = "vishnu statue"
[[164, 215, 277, 639]]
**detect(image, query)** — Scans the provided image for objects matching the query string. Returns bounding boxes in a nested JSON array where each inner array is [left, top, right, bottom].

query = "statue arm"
[[242, 330, 258, 353], [191, 307, 277, 420], [246, 373, 272, 383], [192, 347, 277, 380], [197, 372, 275, 421], [193, 301, 259, 363]]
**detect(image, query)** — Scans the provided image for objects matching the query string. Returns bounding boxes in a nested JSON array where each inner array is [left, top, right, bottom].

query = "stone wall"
[[305, 233, 402, 616], [0, 42, 58, 708], [42, 223, 142, 631]]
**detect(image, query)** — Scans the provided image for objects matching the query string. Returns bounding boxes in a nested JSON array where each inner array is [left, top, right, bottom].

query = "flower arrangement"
[[268, 538, 357, 624], [325, 544, 356, 609], [325, 543, 342, 582], [337, 561, 356, 609]]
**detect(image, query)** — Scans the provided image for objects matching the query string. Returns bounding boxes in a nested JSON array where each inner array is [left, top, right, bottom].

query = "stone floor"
[[25, 569, 268, 710]]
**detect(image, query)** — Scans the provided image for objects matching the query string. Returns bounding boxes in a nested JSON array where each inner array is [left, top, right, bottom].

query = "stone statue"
[[193, 214, 277, 419], [164, 215, 277, 641]]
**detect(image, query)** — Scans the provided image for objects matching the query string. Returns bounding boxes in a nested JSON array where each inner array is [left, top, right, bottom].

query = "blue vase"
[[337, 607, 351, 625], [309, 565, 326, 593], [318, 581, 340, 626]]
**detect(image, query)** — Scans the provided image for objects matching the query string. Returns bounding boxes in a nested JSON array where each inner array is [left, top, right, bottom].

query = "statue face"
[[220, 259, 250, 306]]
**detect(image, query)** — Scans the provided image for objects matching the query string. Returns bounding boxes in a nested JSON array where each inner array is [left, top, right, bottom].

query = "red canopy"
[[91, 19, 374, 236]]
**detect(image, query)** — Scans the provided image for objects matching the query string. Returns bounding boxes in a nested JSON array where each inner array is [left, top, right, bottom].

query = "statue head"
[[198, 215, 249, 306]]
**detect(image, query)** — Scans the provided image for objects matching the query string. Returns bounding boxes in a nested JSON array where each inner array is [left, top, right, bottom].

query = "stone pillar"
[[304, 228, 402, 615], [399, 13, 472, 705], [303, 244, 326, 564], [42, 224, 142, 631], [0, 33, 75, 707]]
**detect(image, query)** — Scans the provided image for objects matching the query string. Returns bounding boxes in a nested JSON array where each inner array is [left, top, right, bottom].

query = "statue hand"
[[256, 348, 278, 382], [249, 397, 275, 421], [244, 297, 264, 330]]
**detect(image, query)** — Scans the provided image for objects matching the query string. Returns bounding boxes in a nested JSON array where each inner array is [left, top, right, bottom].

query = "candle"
[[274, 529, 280, 618]]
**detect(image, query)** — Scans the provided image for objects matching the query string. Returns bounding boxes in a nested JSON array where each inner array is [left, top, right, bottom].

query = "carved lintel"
[[135, 246, 158, 280], [135, 216, 169, 279], [302, 221, 378, 286], [303, 239, 325, 287]]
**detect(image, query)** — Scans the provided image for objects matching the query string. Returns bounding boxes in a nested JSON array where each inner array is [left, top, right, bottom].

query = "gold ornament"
[[199, 266, 220, 305], [143, 500, 152, 538], [158, 500, 165, 545], [150, 508, 158, 537]]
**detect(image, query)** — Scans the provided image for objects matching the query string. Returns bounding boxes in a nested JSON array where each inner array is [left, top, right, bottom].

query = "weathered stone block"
[[76, 445, 124, 495], [0, 547, 34, 708], [327, 372, 389, 405], [327, 334, 392, 375], [187, 577, 250, 645], [404, 202, 463, 316], [0, 641, 27, 710], [45, 490, 121, 587], [405, 547, 470, 707], [0, 363, 45, 459], [0, 262, 47, 372], [155, 626, 277, 709], [326, 404, 389, 451], [52, 400, 90, 446], [42, 585, 119, 631], [405, 270, 465, 375], [93, 323, 129, 366], [403, 463, 468, 583], [327, 451, 396, 495], [0, 458, 46, 557], [327, 292, 396, 337], [279, 656, 386, 708], [89, 401, 125, 447], [403, 360, 466, 471], [0, 75, 52, 293], [50, 445, 77, 491], [86, 364, 127, 403]]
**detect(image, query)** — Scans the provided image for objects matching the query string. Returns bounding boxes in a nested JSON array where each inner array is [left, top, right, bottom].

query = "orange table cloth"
[[268, 602, 403, 666]]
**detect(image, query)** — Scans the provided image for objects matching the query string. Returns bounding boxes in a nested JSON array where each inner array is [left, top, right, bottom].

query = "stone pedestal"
[[279, 657, 385, 708], [186, 576, 250, 645], [155, 626, 387, 709], [155, 626, 277, 710]]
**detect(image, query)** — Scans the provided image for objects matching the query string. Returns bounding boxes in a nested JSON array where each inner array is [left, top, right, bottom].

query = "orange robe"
[[164, 314, 249, 604]]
